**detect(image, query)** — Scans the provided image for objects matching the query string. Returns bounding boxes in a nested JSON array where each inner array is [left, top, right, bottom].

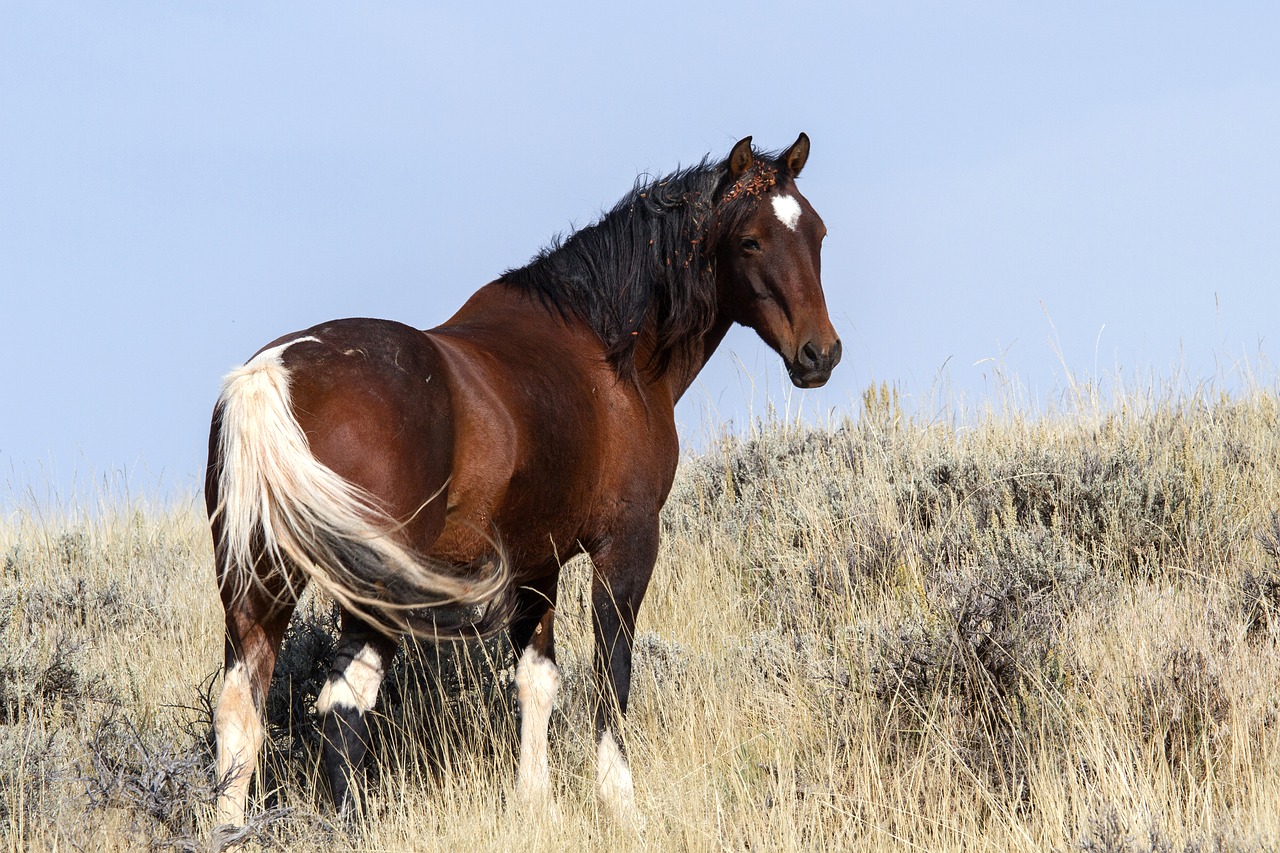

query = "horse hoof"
[[510, 788, 561, 824]]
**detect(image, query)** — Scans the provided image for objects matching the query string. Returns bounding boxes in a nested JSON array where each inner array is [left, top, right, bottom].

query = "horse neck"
[[638, 309, 734, 405], [633, 236, 740, 403]]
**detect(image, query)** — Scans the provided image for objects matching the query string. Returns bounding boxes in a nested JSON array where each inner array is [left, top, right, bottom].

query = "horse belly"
[[429, 418, 592, 570], [433, 371, 608, 571]]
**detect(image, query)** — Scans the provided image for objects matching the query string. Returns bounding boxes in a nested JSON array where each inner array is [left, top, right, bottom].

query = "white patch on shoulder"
[[771, 194, 802, 231]]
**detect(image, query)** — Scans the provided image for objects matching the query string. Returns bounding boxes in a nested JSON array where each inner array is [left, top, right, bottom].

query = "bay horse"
[[206, 133, 841, 826]]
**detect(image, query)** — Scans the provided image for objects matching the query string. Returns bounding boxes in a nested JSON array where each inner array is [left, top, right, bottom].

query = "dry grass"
[[5, 384, 1280, 851]]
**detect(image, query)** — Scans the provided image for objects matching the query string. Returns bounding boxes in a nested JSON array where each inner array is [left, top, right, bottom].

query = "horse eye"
[[740, 237, 761, 253]]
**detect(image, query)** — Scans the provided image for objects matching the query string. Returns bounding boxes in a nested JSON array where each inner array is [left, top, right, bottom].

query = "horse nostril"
[[830, 338, 843, 366], [800, 341, 820, 368]]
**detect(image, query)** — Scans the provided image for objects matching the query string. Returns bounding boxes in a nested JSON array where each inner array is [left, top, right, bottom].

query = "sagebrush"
[[4, 388, 1280, 851]]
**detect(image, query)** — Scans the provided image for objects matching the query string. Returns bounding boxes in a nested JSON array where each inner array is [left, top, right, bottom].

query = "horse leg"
[[214, 584, 295, 826], [508, 572, 560, 805], [318, 612, 398, 816], [589, 527, 658, 823]]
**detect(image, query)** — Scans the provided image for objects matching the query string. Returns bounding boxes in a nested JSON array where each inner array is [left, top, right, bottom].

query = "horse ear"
[[728, 136, 754, 179], [784, 132, 810, 177]]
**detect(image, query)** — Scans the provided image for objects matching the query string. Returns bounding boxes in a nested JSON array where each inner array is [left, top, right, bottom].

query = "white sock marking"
[[214, 662, 264, 826], [771, 194, 802, 231], [514, 648, 560, 803], [595, 728, 638, 822], [316, 643, 385, 715]]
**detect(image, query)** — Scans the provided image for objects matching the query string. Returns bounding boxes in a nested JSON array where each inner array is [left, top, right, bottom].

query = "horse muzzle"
[[786, 337, 842, 388]]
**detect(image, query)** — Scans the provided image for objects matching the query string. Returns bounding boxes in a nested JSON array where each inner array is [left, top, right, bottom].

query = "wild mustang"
[[206, 133, 841, 826]]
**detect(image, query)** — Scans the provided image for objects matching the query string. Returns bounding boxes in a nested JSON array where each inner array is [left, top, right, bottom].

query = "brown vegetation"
[[4, 385, 1280, 850]]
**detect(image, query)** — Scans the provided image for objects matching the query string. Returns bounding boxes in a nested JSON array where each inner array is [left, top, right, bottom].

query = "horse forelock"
[[499, 145, 792, 377]]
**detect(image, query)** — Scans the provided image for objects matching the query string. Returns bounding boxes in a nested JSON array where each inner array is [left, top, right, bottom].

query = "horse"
[[205, 133, 841, 826]]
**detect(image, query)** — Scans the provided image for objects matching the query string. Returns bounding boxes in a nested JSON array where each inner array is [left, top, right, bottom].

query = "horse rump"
[[206, 339, 509, 638]]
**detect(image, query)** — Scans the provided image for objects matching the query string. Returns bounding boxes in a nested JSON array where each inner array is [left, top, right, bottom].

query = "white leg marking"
[[514, 648, 560, 804], [771, 194, 802, 231], [595, 728, 639, 823], [214, 662, 264, 826], [316, 643, 385, 715]]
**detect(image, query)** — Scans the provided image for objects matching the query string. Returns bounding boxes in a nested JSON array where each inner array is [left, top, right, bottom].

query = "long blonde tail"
[[210, 340, 507, 634]]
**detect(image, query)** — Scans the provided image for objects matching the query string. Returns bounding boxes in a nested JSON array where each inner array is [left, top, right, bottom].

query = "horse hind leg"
[[509, 573, 560, 807], [214, 578, 296, 827], [319, 613, 397, 816]]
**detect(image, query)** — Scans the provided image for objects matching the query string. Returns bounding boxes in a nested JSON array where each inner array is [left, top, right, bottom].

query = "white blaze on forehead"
[[771, 194, 802, 231]]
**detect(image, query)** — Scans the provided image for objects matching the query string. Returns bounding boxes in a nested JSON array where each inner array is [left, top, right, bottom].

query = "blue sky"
[[2, 3, 1278, 508]]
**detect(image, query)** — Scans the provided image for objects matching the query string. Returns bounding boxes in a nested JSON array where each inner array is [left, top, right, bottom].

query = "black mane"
[[499, 147, 785, 376]]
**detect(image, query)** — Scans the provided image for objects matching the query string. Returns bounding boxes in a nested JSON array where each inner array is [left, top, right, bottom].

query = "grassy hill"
[[4, 387, 1280, 851]]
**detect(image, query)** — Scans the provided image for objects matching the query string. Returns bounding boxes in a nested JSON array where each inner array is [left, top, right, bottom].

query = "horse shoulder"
[[586, 378, 681, 524]]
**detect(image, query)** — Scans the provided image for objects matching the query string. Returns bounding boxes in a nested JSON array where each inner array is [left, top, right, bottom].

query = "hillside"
[[4, 389, 1280, 851]]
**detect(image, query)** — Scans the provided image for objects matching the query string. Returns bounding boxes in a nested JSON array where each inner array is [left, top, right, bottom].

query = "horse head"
[[713, 133, 842, 388]]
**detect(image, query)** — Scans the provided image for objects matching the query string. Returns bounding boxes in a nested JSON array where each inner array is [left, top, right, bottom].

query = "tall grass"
[[4, 382, 1280, 850]]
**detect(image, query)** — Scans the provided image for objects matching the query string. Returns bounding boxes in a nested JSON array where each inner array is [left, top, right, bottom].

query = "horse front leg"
[[588, 524, 658, 824]]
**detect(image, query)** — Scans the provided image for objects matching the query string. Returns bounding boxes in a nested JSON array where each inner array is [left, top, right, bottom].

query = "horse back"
[[220, 288, 680, 575]]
